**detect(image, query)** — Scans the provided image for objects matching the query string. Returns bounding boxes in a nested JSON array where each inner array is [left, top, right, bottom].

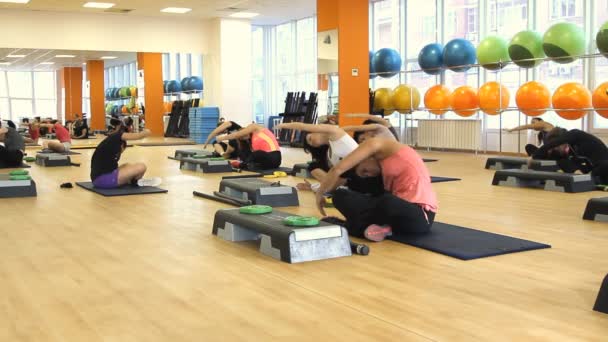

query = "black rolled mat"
[[243, 166, 294, 175], [389, 222, 551, 260], [423, 159, 438, 162], [0, 164, 31, 169], [431, 176, 461, 183], [76, 182, 168, 197]]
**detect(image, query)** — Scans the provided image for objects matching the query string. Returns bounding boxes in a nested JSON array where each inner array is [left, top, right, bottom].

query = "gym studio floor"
[[3, 140, 608, 341]]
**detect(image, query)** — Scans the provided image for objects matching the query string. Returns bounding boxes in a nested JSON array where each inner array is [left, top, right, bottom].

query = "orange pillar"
[[86, 60, 105, 130], [137, 52, 164, 136], [317, 0, 369, 127], [61, 67, 83, 122]]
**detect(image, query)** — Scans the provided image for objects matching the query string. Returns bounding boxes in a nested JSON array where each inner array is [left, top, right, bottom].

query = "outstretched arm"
[[506, 121, 550, 132], [344, 114, 391, 127], [342, 124, 384, 133], [122, 129, 151, 141], [276, 122, 344, 140], [204, 121, 237, 146], [216, 124, 260, 141]]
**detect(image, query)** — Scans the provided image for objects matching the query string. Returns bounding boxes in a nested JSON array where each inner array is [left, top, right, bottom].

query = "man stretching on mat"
[[90, 126, 160, 189], [316, 137, 437, 242], [0, 122, 25, 168], [531, 128, 608, 184]]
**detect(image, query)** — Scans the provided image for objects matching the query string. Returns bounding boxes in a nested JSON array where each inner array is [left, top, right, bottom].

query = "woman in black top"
[[203, 120, 242, 158], [90, 127, 158, 188], [506, 118, 554, 156], [532, 128, 608, 183]]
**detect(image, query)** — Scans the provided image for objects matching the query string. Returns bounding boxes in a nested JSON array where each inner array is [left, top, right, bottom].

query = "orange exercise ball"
[[515, 81, 551, 117], [451, 86, 479, 117], [552, 82, 591, 120], [121, 105, 128, 114], [392, 84, 420, 113], [592, 82, 608, 118], [373, 88, 394, 112], [424, 85, 452, 115], [478, 82, 510, 115]]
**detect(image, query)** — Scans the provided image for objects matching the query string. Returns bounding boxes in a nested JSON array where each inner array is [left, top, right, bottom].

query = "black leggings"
[[592, 160, 608, 184], [525, 144, 538, 156], [0, 147, 23, 168], [332, 188, 435, 238], [240, 150, 282, 170]]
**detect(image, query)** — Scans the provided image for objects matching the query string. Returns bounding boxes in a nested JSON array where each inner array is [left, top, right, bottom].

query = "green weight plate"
[[239, 205, 273, 215], [209, 157, 226, 161], [10, 175, 31, 181], [192, 155, 212, 159], [283, 216, 320, 227], [9, 170, 29, 176], [23, 157, 36, 162]]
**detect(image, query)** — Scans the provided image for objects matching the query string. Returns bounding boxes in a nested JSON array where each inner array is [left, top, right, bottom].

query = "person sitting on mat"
[[39, 120, 72, 153], [90, 127, 160, 189], [531, 128, 608, 183], [204, 120, 243, 159], [215, 123, 282, 170], [20, 117, 41, 144], [0, 121, 25, 168], [505, 118, 554, 156], [275, 121, 384, 194], [71, 114, 89, 139], [315, 137, 438, 242], [341, 114, 399, 143]]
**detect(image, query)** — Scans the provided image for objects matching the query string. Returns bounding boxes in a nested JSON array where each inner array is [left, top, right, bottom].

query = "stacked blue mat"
[[189, 107, 220, 144]]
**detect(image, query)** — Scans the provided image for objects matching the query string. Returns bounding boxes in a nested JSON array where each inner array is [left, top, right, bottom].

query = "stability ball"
[[181, 77, 191, 92], [112, 88, 120, 99], [443, 38, 476, 72], [552, 82, 591, 120], [593, 82, 608, 118], [167, 80, 182, 93], [451, 86, 479, 117], [369, 51, 377, 79], [418, 43, 444, 75], [479, 82, 510, 115], [163, 80, 170, 94], [424, 85, 452, 115], [543, 22, 586, 64], [516, 81, 551, 117], [477, 36, 510, 70], [189, 76, 204, 91], [373, 88, 394, 112], [509, 30, 545, 68], [392, 85, 420, 113], [597, 21, 608, 57], [130, 86, 138, 97], [372, 48, 402, 78]]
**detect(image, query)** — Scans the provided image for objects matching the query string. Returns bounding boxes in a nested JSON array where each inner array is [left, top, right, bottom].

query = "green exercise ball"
[[477, 36, 511, 70], [509, 30, 545, 68], [543, 22, 586, 64], [597, 21, 608, 57]]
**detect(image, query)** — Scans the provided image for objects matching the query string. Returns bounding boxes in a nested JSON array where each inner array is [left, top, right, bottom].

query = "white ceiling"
[[0, 48, 136, 71], [0, 0, 316, 25]]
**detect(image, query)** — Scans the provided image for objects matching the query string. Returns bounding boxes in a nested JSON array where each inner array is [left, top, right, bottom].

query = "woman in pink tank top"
[[316, 138, 438, 242], [216, 123, 282, 170]]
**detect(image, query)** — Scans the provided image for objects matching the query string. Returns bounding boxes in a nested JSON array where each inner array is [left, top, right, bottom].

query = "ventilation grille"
[[104, 8, 134, 14]]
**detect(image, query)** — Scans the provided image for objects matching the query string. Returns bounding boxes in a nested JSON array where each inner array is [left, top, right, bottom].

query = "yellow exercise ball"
[[373, 88, 394, 112], [392, 84, 420, 113]]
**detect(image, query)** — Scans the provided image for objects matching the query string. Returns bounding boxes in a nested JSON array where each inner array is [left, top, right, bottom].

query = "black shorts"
[[216, 140, 239, 159], [243, 150, 282, 170]]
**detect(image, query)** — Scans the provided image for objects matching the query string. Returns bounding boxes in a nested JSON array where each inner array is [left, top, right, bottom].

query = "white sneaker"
[[137, 177, 162, 187]]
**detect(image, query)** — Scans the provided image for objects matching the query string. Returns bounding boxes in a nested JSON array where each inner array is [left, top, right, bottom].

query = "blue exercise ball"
[[418, 43, 444, 75], [112, 88, 120, 99], [443, 38, 476, 72], [372, 48, 402, 78], [369, 51, 377, 79], [181, 77, 191, 92], [167, 80, 182, 93], [163, 80, 170, 94], [189, 76, 203, 91]]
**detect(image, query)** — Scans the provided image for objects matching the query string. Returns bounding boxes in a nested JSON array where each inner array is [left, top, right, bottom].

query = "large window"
[[0, 70, 56, 121], [252, 16, 317, 123]]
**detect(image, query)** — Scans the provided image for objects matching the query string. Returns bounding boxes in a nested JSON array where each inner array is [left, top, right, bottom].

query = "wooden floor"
[[3, 141, 608, 341]]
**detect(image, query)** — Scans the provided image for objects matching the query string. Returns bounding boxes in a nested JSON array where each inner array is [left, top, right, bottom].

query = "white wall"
[[0, 10, 209, 53], [204, 18, 252, 124]]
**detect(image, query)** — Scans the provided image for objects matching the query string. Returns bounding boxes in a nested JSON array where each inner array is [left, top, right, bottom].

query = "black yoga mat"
[[243, 166, 294, 175], [389, 222, 551, 260], [431, 176, 461, 183], [76, 182, 168, 197], [0, 164, 30, 169], [423, 159, 438, 162]]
